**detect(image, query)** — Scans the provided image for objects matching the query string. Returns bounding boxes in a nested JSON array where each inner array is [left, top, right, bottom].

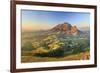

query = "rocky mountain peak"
[[71, 26, 78, 33], [51, 22, 80, 35], [51, 22, 72, 32]]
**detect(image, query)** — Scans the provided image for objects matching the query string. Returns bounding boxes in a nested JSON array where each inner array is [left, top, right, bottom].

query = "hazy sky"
[[21, 9, 90, 31]]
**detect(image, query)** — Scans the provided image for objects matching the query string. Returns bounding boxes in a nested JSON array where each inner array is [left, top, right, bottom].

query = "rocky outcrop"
[[51, 22, 72, 32], [51, 22, 80, 35]]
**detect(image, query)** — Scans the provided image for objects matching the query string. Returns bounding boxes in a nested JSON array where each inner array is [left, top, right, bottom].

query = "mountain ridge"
[[51, 22, 80, 35]]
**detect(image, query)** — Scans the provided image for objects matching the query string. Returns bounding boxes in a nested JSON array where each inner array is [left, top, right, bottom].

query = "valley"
[[21, 22, 90, 63]]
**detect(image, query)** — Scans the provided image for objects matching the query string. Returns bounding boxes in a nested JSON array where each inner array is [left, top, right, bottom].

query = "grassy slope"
[[21, 51, 90, 63]]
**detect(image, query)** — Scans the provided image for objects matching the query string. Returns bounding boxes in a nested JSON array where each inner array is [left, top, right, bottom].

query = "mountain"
[[51, 22, 72, 32], [51, 22, 80, 35]]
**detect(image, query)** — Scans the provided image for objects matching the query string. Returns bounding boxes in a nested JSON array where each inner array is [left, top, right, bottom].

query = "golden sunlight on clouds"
[[22, 24, 54, 31]]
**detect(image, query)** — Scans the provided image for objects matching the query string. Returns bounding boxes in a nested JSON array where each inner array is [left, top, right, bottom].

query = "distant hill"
[[51, 22, 81, 35]]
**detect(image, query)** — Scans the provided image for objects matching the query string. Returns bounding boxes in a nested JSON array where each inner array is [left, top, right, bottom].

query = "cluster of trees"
[[34, 37, 90, 57]]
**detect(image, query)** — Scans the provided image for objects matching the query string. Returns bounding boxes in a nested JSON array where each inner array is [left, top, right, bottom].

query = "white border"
[[16, 5, 95, 69]]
